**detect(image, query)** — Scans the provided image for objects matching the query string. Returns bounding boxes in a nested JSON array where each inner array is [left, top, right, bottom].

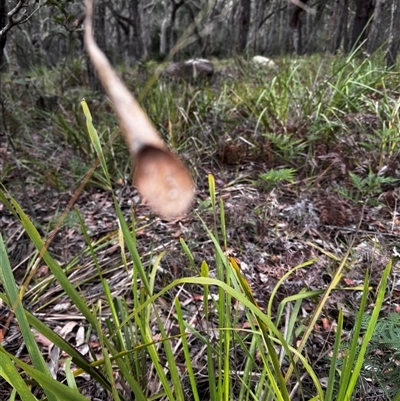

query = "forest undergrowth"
[[1, 52, 400, 400]]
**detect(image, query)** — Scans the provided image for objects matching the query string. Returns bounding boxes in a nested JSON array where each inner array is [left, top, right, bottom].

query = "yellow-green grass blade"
[[0, 234, 57, 401], [0, 346, 90, 401], [0, 191, 99, 330], [128, 275, 295, 400], [81, 100, 112, 188], [175, 298, 201, 401], [0, 352, 39, 401], [326, 309, 343, 400], [285, 244, 354, 382], [229, 257, 291, 401], [154, 308, 185, 400], [344, 260, 392, 399], [267, 258, 317, 320], [337, 270, 370, 400], [113, 198, 151, 294]]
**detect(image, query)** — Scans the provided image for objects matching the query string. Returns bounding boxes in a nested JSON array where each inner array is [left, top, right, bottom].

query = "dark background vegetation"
[[1, 0, 400, 74]]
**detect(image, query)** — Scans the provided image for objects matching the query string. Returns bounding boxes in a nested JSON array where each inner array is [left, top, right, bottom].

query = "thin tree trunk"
[[130, 0, 143, 59], [5, 29, 18, 74], [330, 0, 349, 53], [199, 0, 223, 56], [184, 3, 205, 57], [254, 1, 279, 53], [328, 0, 340, 52], [288, 0, 309, 54], [367, 0, 384, 54], [236, 0, 251, 54], [94, 0, 107, 55], [277, 0, 285, 54], [106, 3, 129, 63], [304, 0, 327, 53], [252, 0, 263, 52], [168, 0, 184, 57], [0, 0, 6, 70], [159, 0, 169, 57], [386, 0, 400, 67], [139, 0, 151, 59], [88, 0, 107, 92], [350, 0, 374, 51]]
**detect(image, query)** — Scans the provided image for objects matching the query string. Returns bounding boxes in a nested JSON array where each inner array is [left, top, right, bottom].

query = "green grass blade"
[[113, 198, 151, 293], [267, 259, 317, 320], [0, 192, 99, 329], [65, 358, 78, 391], [153, 308, 185, 401], [179, 238, 196, 271], [285, 244, 353, 382], [0, 346, 90, 401], [0, 234, 58, 401], [175, 298, 201, 401], [344, 260, 392, 399], [325, 309, 343, 400], [0, 352, 39, 401], [337, 270, 370, 400], [81, 100, 112, 188]]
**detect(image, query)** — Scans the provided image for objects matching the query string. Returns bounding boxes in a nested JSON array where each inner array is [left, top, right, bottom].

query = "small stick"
[[84, 0, 194, 218]]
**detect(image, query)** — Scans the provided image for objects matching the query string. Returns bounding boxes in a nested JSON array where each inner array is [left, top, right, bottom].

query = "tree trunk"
[[129, 0, 143, 60], [252, 0, 263, 52], [330, 0, 349, 53], [278, 1, 286, 53], [288, 0, 309, 54], [184, 3, 205, 57], [5, 29, 19, 74], [94, 0, 107, 55], [199, 0, 223, 56], [88, 0, 107, 92], [139, 0, 151, 59], [236, 0, 251, 54], [328, 0, 340, 52], [367, 0, 384, 54], [256, 0, 277, 53], [168, 0, 184, 58], [341, 0, 351, 52], [350, 0, 374, 51], [160, 0, 169, 57], [0, 0, 6, 70], [304, 0, 327, 53], [386, 0, 400, 67]]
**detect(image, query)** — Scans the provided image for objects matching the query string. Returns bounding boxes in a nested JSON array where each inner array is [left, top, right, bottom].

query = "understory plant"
[[0, 103, 396, 401], [335, 312, 400, 399]]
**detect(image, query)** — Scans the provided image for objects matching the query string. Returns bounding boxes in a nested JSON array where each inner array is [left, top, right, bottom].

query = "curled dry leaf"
[[84, 0, 194, 219]]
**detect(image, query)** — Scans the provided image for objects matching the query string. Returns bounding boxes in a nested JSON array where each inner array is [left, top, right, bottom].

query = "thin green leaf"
[[0, 352, 39, 401]]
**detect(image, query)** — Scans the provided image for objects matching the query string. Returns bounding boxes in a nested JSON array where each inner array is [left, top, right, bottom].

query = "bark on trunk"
[[88, 0, 107, 92], [139, 0, 151, 59], [386, 0, 400, 67], [304, 0, 327, 53], [350, 0, 374, 51], [236, 0, 251, 54], [159, 0, 169, 57], [129, 0, 143, 59], [368, 0, 384, 53], [288, 0, 309, 54], [0, 0, 6, 70], [330, 0, 349, 53], [168, 0, 184, 58]]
